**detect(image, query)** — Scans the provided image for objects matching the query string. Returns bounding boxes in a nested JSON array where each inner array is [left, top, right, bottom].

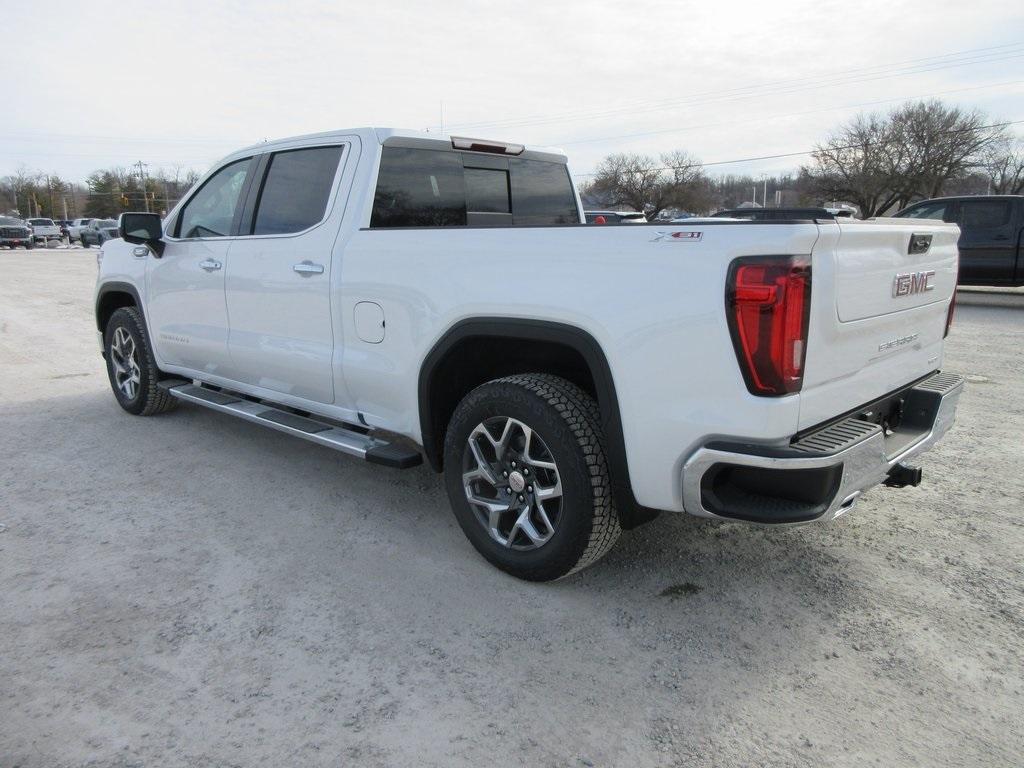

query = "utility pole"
[[133, 161, 150, 212]]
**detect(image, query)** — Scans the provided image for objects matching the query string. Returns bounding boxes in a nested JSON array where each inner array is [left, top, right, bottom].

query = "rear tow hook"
[[885, 463, 923, 488]]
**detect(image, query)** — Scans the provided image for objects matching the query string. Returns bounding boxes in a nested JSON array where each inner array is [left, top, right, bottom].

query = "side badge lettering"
[[651, 231, 703, 243]]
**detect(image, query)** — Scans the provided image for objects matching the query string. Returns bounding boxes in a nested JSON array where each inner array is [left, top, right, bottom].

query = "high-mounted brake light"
[[451, 136, 525, 155], [726, 255, 812, 396]]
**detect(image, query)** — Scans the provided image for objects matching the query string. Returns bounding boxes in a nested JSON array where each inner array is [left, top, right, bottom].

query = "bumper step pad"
[[160, 383, 422, 469]]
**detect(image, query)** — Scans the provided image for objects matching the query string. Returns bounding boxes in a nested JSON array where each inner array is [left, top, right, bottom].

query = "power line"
[[560, 79, 1024, 147], [441, 43, 1024, 133], [573, 118, 1024, 177]]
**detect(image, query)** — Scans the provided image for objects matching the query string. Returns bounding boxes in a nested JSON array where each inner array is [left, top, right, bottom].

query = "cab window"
[[176, 158, 252, 238], [251, 146, 344, 235]]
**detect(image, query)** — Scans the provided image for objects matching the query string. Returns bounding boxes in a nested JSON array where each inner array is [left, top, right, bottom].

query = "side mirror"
[[119, 212, 165, 256]]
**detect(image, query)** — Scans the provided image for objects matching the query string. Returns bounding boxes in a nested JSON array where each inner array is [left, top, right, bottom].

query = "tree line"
[[580, 99, 1023, 219], [0, 166, 200, 220], [3, 98, 1022, 222]]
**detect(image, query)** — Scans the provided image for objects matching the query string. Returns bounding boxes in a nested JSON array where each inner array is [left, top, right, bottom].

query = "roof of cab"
[[232, 127, 568, 164]]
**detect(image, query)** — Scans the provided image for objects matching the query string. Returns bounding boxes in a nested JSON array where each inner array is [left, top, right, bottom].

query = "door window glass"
[[177, 158, 251, 238], [252, 146, 344, 235]]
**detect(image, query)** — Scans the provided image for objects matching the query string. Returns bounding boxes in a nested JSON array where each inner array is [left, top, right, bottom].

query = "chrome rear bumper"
[[681, 371, 964, 524]]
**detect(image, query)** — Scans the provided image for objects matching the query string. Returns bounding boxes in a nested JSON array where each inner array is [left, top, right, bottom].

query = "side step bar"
[[160, 382, 422, 469]]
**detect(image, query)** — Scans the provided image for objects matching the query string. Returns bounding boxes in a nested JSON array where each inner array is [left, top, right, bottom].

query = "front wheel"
[[443, 373, 621, 581], [103, 307, 178, 416]]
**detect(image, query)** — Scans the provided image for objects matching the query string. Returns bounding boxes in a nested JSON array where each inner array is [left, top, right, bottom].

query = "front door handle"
[[199, 259, 222, 272], [293, 261, 325, 275]]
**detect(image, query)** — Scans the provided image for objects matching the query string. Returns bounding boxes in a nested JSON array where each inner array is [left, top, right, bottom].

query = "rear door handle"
[[293, 261, 325, 275], [199, 259, 222, 272]]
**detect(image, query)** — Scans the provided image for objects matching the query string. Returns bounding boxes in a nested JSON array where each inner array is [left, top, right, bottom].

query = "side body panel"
[[145, 238, 234, 376], [338, 223, 817, 511]]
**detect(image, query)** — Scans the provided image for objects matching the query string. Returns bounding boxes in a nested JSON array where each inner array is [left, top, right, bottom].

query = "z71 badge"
[[651, 231, 703, 242]]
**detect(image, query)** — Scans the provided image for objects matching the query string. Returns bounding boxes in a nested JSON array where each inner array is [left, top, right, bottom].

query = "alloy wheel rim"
[[110, 327, 141, 400], [462, 416, 563, 550]]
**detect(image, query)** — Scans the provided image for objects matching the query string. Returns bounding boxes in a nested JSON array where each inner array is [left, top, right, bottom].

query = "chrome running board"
[[161, 382, 422, 469]]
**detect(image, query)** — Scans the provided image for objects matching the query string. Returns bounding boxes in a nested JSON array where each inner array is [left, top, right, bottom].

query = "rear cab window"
[[370, 146, 579, 228]]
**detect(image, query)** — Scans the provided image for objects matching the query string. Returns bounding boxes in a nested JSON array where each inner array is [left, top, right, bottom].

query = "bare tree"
[[891, 100, 1002, 204], [1, 166, 41, 217], [803, 113, 903, 217], [979, 135, 1024, 194], [803, 100, 1006, 216], [585, 151, 711, 219]]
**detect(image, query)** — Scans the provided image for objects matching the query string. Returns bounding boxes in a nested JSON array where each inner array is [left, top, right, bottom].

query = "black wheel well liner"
[[95, 282, 143, 334], [418, 317, 660, 528]]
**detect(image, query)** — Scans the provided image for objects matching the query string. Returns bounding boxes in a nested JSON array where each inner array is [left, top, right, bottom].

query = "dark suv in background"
[[895, 195, 1024, 287]]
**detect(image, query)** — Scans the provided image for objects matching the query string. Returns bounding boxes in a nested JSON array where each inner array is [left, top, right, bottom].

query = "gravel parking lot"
[[1, 250, 1022, 767]]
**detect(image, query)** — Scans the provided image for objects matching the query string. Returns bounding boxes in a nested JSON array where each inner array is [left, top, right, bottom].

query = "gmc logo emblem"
[[893, 270, 936, 297]]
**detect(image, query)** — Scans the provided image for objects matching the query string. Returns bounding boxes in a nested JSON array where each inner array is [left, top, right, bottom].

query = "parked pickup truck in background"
[[27, 218, 62, 244], [68, 218, 94, 242], [0, 216, 34, 249], [93, 127, 964, 581], [895, 195, 1024, 287]]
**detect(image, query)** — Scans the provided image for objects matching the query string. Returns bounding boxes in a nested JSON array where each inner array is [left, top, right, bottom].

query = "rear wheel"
[[443, 373, 620, 581], [103, 307, 178, 416]]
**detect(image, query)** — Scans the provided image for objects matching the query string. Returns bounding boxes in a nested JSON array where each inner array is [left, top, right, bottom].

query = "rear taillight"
[[726, 255, 812, 396], [944, 291, 956, 338]]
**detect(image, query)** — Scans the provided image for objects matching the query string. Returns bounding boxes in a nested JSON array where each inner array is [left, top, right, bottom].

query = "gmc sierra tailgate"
[[798, 217, 959, 431]]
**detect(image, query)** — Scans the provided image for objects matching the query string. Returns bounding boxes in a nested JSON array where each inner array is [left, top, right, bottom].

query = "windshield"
[[0, 217, 24, 226], [99, 220, 117, 228], [29, 219, 55, 226]]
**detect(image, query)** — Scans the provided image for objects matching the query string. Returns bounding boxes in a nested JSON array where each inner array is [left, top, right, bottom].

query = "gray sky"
[[3, 0, 1023, 182]]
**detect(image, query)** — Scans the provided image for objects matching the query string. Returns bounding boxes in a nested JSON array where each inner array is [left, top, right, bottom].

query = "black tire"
[[443, 373, 621, 581], [103, 306, 178, 416]]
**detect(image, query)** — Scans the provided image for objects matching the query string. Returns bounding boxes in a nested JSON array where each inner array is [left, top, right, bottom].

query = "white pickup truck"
[[27, 217, 62, 244], [67, 218, 94, 243], [94, 127, 963, 581]]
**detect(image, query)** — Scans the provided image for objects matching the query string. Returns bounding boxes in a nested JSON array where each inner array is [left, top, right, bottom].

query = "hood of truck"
[[797, 218, 959, 431]]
